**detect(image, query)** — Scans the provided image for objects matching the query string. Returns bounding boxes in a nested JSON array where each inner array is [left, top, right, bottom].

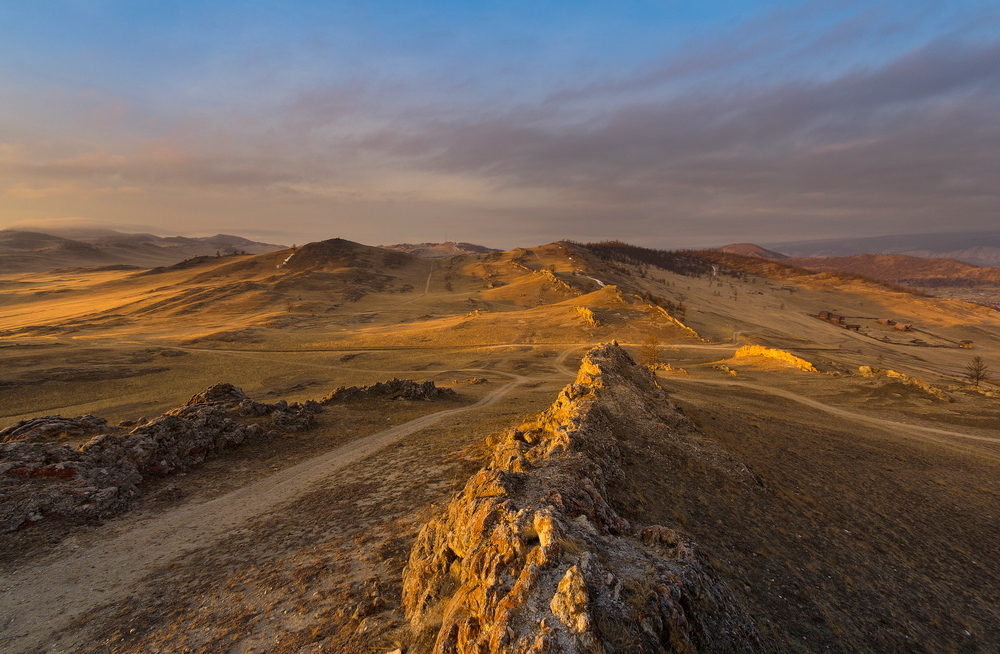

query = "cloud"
[[7, 182, 143, 199], [3, 6, 999, 245], [326, 38, 1000, 239]]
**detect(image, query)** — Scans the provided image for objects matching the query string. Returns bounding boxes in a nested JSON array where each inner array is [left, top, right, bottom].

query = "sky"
[[1, 1, 998, 249]]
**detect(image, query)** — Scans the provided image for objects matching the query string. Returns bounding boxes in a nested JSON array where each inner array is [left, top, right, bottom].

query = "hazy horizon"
[[2, 1, 998, 249], [7, 218, 1000, 255]]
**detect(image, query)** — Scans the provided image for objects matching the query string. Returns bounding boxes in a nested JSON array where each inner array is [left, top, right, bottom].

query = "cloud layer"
[[1, 1, 997, 247]]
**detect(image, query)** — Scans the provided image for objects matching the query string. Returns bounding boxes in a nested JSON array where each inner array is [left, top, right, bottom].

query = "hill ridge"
[[403, 342, 763, 653]]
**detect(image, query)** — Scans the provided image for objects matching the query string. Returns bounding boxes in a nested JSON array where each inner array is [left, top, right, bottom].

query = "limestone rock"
[[856, 366, 952, 402], [402, 342, 763, 653], [0, 414, 117, 444], [321, 379, 456, 404], [0, 384, 322, 533], [184, 382, 249, 406]]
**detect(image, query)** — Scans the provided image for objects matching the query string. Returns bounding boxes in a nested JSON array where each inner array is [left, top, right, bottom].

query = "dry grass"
[[2, 239, 1000, 653], [47, 383, 559, 654]]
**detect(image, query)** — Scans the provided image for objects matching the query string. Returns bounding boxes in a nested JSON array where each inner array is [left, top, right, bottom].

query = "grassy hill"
[[780, 253, 1000, 286], [1, 237, 999, 653]]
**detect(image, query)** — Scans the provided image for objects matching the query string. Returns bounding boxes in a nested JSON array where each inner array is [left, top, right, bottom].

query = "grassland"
[[1, 238, 998, 653]]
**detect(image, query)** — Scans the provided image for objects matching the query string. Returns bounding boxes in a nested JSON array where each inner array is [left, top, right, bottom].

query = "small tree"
[[639, 333, 662, 366], [966, 356, 989, 387]]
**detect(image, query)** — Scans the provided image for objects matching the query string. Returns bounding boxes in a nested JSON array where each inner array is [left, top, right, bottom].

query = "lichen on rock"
[[402, 342, 763, 653]]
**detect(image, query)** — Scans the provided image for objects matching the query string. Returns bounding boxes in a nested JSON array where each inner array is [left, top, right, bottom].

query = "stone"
[[0, 414, 116, 444], [0, 383, 323, 533], [402, 343, 764, 653], [320, 379, 456, 404]]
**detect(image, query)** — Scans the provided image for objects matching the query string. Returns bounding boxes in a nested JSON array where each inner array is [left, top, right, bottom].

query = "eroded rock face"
[[0, 414, 116, 444], [402, 343, 763, 653], [321, 379, 456, 404], [0, 384, 322, 533]]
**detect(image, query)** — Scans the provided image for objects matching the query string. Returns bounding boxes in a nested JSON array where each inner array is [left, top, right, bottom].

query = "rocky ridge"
[[402, 343, 763, 653], [0, 414, 116, 444], [320, 379, 457, 404], [0, 384, 320, 533]]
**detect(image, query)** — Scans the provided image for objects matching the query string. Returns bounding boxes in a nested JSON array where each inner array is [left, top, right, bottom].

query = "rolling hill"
[[380, 241, 499, 258], [0, 229, 284, 273], [1, 236, 999, 654], [763, 230, 1000, 266], [781, 253, 1000, 287]]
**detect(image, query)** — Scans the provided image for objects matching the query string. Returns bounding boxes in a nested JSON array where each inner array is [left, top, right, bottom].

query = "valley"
[[1, 238, 998, 653]]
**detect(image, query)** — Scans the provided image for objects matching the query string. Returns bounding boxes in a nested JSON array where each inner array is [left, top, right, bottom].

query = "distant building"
[[877, 318, 896, 325], [895, 323, 912, 331], [845, 324, 861, 331], [818, 311, 830, 320], [961, 340, 974, 349]]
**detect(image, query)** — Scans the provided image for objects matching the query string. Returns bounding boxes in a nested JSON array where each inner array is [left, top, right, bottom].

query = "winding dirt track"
[[1, 342, 989, 653], [0, 369, 529, 654], [661, 377, 999, 444]]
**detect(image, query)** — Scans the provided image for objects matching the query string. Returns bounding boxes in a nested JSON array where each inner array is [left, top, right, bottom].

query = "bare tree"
[[639, 333, 662, 366], [966, 356, 989, 387]]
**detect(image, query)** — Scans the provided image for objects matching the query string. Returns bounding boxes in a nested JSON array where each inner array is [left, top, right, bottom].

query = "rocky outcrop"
[[0, 384, 322, 533], [571, 306, 600, 327], [402, 343, 763, 653], [857, 366, 952, 402], [0, 414, 117, 444], [320, 379, 456, 404], [732, 345, 817, 372], [645, 302, 699, 339]]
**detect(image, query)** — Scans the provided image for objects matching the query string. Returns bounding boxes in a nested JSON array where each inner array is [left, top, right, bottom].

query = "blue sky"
[[1, 1, 998, 248]]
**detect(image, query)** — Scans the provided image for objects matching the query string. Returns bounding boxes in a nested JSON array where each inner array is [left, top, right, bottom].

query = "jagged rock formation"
[[320, 379, 456, 404], [0, 414, 117, 444], [0, 384, 321, 533], [402, 343, 763, 653], [571, 306, 600, 327]]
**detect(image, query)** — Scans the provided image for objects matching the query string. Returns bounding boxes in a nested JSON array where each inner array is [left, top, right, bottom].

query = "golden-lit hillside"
[[1, 238, 999, 654]]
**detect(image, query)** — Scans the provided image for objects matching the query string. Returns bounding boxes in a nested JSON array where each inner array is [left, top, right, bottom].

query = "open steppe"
[[1, 239, 998, 653]]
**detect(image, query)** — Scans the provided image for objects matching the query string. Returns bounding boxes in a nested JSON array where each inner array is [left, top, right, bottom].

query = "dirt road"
[[0, 371, 529, 654], [662, 376, 998, 444]]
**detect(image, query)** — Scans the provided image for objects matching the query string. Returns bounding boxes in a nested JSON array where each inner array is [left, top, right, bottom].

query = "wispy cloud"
[[7, 182, 143, 199], [1, 2, 998, 246]]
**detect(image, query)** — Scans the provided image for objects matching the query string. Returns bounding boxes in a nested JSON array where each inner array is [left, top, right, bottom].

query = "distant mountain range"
[[761, 231, 1000, 267], [380, 241, 499, 258], [717, 243, 789, 259], [780, 254, 1000, 287], [0, 229, 285, 273], [714, 243, 1000, 289]]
